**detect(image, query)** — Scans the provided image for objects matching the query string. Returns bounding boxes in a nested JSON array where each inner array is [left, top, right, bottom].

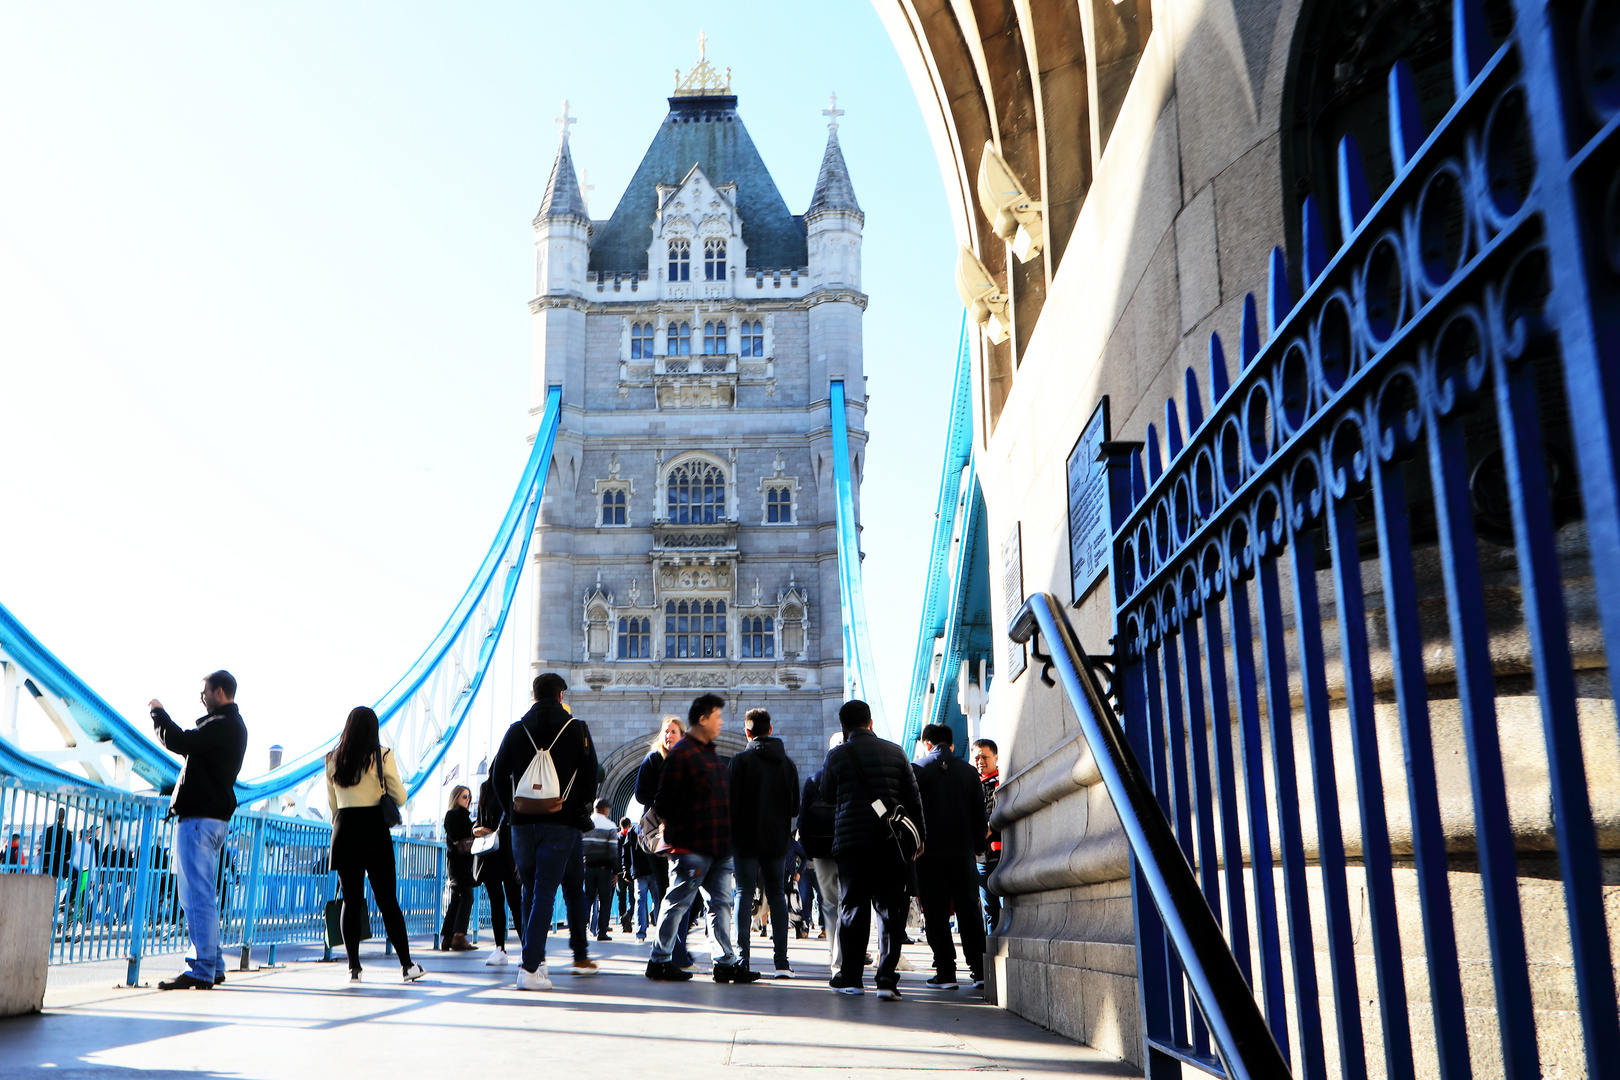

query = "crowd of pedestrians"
[[117, 665, 1004, 1000]]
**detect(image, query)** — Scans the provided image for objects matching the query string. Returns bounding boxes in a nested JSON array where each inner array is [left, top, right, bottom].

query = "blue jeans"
[[174, 817, 229, 982], [651, 852, 738, 966], [734, 853, 789, 969], [634, 873, 662, 937], [512, 824, 589, 973]]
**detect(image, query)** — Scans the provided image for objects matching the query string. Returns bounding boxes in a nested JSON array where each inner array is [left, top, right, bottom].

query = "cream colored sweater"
[[326, 748, 408, 812]]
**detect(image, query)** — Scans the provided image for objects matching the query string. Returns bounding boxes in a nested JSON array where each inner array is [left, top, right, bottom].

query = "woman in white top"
[[325, 706, 426, 983]]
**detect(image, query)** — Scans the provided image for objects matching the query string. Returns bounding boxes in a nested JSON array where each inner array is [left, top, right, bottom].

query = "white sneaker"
[[485, 948, 509, 967], [897, 955, 916, 972], [516, 966, 553, 991], [401, 963, 426, 983], [348, 970, 362, 984]]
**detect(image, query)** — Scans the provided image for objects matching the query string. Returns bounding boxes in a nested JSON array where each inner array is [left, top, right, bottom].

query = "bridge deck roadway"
[[3, 935, 1138, 1079]]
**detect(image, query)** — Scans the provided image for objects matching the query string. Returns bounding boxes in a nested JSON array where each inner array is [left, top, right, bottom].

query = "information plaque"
[[1066, 398, 1112, 605], [1002, 521, 1026, 680]]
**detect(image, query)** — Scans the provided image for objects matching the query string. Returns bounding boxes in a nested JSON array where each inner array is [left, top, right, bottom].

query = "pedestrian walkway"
[[4, 935, 1138, 1079]]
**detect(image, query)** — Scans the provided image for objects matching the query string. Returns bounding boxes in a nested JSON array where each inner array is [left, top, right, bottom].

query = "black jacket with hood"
[[490, 699, 598, 831], [912, 745, 988, 859], [727, 735, 801, 858], [821, 728, 925, 856]]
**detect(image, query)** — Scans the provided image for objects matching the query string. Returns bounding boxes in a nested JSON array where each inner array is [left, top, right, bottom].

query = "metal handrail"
[[1007, 592, 1290, 1080]]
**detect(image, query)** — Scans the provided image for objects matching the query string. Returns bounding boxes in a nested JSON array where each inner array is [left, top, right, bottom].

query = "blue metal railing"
[[1, 777, 444, 984], [1084, 3, 1620, 1078], [829, 379, 888, 733]]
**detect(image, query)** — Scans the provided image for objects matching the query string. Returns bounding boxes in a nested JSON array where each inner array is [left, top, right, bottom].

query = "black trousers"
[[440, 882, 474, 943], [332, 806, 413, 972], [583, 864, 615, 936], [835, 842, 909, 989], [917, 854, 987, 978], [483, 873, 524, 950], [616, 878, 633, 931]]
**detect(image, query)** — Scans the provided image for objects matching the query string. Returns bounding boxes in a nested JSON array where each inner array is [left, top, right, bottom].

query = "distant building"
[[526, 49, 867, 804]]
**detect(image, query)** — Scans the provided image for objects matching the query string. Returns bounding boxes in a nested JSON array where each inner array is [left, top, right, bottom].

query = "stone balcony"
[[617, 354, 775, 407]]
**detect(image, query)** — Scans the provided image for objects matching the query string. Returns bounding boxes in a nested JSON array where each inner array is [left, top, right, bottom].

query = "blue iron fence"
[[1010, 2, 1620, 1079], [0, 777, 445, 984]]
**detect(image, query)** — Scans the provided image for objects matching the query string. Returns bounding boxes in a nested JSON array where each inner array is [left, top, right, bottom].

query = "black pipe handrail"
[[1008, 592, 1291, 1080]]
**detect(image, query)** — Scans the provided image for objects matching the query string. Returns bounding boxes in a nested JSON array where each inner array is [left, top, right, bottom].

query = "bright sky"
[[0, 2, 962, 795]]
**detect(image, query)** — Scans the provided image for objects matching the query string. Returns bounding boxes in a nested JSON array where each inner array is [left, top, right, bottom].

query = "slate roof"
[[536, 138, 589, 220], [588, 95, 809, 274], [807, 128, 862, 218]]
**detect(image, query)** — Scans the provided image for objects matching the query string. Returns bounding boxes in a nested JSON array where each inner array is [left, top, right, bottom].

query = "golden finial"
[[673, 31, 732, 97]]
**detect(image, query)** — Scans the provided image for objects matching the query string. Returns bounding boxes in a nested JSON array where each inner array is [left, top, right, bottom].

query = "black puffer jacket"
[[912, 747, 988, 859], [728, 735, 801, 858], [821, 729, 925, 856]]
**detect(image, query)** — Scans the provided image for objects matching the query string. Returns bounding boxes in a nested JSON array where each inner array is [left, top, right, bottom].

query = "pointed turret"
[[807, 126, 862, 219], [536, 136, 589, 222], [807, 94, 863, 293]]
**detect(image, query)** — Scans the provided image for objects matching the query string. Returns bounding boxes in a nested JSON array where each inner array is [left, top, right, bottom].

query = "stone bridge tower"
[[525, 55, 868, 811]]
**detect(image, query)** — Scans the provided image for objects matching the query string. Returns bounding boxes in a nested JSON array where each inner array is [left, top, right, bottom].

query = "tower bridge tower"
[[526, 53, 867, 807]]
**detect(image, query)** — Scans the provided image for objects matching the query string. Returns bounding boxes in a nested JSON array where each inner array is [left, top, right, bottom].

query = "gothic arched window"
[[617, 617, 650, 659], [601, 488, 626, 526], [740, 616, 774, 659], [665, 599, 726, 659], [704, 239, 726, 281], [631, 322, 654, 359], [668, 239, 691, 282], [667, 321, 691, 356], [766, 486, 792, 523], [739, 319, 764, 357], [666, 460, 725, 523], [703, 321, 728, 355]]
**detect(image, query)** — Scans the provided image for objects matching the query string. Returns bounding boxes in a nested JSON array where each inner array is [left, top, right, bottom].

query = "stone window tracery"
[[666, 460, 725, 523], [668, 240, 691, 282], [766, 486, 793, 523], [601, 488, 626, 526], [631, 322, 654, 359], [667, 321, 691, 356], [704, 240, 726, 281], [739, 319, 764, 357], [665, 599, 726, 659], [703, 320, 728, 355], [617, 617, 651, 659], [740, 616, 774, 659]]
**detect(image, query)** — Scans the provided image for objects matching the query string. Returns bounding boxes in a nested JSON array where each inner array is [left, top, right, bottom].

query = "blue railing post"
[[124, 799, 157, 986], [239, 816, 266, 971]]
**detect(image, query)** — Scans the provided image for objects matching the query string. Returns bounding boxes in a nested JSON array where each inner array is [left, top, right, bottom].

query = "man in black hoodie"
[[149, 670, 248, 991], [491, 672, 600, 991], [728, 708, 800, 978], [912, 723, 988, 990]]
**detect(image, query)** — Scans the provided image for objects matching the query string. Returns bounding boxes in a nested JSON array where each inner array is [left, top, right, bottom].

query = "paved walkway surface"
[[3, 934, 1138, 1079]]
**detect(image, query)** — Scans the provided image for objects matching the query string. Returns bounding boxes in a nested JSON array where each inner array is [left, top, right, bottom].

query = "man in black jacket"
[[821, 699, 925, 1000], [491, 672, 600, 991], [149, 670, 248, 991], [913, 724, 989, 989], [728, 708, 801, 978]]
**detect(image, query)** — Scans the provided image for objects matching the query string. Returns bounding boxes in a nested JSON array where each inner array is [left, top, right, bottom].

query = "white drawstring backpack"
[[512, 716, 576, 814]]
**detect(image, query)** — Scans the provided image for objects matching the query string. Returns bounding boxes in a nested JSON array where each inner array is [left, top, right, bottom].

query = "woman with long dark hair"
[[439, 784, 476, 951], [473, 775, 523, 966], [325, 706, 426, 984]]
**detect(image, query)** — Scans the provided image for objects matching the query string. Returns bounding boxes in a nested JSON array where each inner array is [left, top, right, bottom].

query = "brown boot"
[[450, 934, 477, 952]]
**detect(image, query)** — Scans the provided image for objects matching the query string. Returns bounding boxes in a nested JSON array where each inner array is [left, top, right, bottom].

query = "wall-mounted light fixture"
[[976, 143, 1044, 262], [956, 245, 1010, 345]]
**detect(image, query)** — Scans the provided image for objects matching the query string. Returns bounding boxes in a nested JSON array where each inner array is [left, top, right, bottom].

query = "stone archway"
[[597, 727, 748, 819]]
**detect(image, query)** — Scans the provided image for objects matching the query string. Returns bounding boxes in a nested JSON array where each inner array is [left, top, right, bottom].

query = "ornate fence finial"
[[1147, 423, 1164, 482], [1241, 294, 1261, 367], [1302, 196, 1328, 289], [1209, 332, 1231, 403], [1185, 367, 1206, 432], [1452, 0, 1490, 96], [1166, 398, 1185, 461], [1337, 135, 1372, 239], [1131, 447, 1147, 504], [1268, 248, 1293, 336], [1389, 61, 1424, 173]]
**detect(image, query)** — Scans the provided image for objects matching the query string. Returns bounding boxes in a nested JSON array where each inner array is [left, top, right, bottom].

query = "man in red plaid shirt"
[[645, 693, 761, 984]]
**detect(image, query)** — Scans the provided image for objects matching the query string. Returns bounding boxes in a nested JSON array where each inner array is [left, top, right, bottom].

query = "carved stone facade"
[[525, 72, 867, 807]]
